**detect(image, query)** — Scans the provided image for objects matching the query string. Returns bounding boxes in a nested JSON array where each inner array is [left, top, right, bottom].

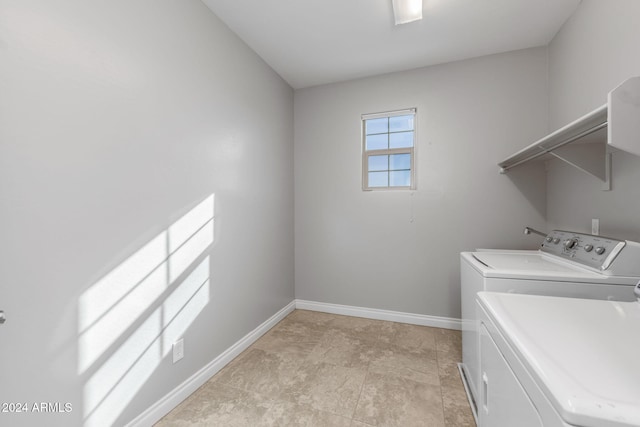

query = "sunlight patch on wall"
[[83, 258, 210, 427], [169, 219, 214, 283], [78, 195, 214, 427], [77, 233, 169, 374]]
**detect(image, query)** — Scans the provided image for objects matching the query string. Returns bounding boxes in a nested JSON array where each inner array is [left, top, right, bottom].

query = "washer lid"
[[479, 292, 640, 427], [470, 251, 607, 281]]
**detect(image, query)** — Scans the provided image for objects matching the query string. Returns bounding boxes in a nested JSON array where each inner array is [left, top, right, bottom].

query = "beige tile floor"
[[155, 310, 476, 427]]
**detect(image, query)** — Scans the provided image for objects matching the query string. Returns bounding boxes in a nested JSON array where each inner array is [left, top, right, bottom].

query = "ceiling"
[[201, 0, 581, 89]]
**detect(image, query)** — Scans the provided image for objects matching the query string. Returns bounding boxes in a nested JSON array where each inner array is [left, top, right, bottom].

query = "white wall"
[[546, 0, 640, 239], [294, 48, 548, 319], [0, 1, 294, 426]]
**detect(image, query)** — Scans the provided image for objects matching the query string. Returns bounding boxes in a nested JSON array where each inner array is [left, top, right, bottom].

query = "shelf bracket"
[[548, 144, 611, 191]]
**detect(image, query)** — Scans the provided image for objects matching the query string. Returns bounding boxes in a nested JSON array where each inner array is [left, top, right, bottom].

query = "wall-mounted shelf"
[[498, 76, 640, 190]]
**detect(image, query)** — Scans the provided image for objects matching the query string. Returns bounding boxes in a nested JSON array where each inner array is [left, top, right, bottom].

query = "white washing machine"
[[476, 290, 640, 427], [460, 230, 640, 420]]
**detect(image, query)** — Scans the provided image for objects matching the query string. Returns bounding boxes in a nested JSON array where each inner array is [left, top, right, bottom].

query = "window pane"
[[389, 153, 411, 171], [368, 155, 388, 172], [389, 115, 414, 132], [390, 170, 411, 187], [389, 131, 413, 148], [366, 134, 388, 150], [368, 172, 388, 187], [365, 118, 388, 135]]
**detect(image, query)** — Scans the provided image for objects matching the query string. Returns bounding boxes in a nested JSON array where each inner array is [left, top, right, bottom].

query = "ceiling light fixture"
[[392, 0, 423, 25]]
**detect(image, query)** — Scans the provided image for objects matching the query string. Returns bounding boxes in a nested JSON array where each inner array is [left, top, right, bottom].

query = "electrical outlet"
[[592, 219, 600, 236], [173, 339, 184, 364]]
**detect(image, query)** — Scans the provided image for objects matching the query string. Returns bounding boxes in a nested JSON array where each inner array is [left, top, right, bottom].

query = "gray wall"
[[294, 48, 548, 319], [0, 1, 294, 426], [546, 0, 640, 240]]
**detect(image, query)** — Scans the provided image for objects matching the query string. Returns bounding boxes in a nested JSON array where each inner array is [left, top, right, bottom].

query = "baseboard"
[[125, 300, 296, 427], [295, 299, 461, 330]]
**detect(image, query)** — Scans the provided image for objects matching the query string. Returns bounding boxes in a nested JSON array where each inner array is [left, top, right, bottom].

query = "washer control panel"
[[540, 230, 626, 271]]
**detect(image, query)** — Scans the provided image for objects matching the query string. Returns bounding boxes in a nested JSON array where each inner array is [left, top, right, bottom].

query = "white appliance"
[[476, 291, 640, 427], [460, 229, 640, 419]]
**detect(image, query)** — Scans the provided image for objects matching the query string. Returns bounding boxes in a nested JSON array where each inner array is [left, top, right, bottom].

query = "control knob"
[[595, 246, 606, 255], [553, 238, 560, 244], [584, 244, 594, 252], [545, 237, 553, 243], [564, 238, 579, 249]]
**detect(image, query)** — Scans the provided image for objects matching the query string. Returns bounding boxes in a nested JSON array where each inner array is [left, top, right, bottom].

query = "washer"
[[476, 291, 640, 427], [459, 230, 640, 420]]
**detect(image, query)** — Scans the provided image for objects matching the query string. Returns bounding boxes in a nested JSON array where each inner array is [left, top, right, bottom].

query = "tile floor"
[[155, 310, 475, 427]]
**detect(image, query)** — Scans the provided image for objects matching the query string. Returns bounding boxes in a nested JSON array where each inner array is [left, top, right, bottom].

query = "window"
[[362, 108, 416, 190]]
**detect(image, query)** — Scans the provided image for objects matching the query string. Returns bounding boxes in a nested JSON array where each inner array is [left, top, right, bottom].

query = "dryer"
[[459, 230, 640, 420], [476, 291, 640, 427]]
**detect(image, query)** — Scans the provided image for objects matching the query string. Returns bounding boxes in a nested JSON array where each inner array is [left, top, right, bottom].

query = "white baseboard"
[[126, 300, 296, 427], [295, 299, 461, 330], [127, 299, 460, 426]]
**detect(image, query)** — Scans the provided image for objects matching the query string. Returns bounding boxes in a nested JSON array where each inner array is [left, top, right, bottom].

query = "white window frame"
[[362, 108, 416, 191]]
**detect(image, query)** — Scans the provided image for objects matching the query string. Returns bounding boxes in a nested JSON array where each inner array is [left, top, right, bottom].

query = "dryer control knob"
[[564, 239, 578, 249], [553, 238, 560, 244], [595, 246, 606, 255], [584, 244, 594, 252]]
